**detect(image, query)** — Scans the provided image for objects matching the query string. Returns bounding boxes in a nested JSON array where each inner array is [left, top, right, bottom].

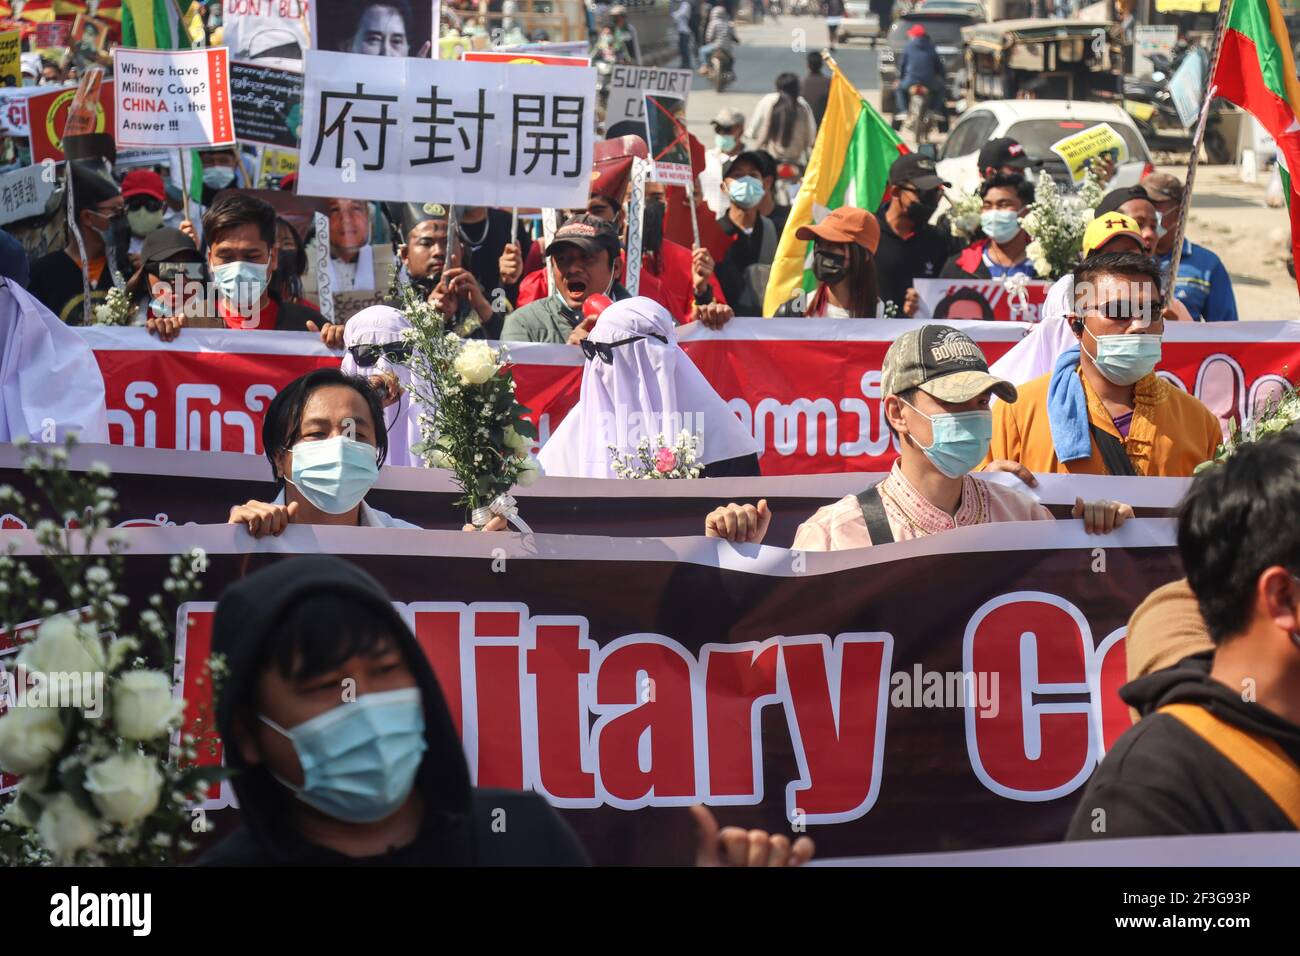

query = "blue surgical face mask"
[[202, 165, 236, 190], [728, 175, 764, 209], [288, 435, 380, 514], [260, 688, 427, 824], [902, 399, 993, 478], [211, 259, 270, 310], [715, 133, 737, 152], [1084, 329, 1163, 386], [980, 209, 1022, 244]]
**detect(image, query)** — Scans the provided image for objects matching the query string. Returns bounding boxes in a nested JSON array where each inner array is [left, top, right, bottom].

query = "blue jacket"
[[899, 35, 944, 89], [1157, 239, 1238, 322]]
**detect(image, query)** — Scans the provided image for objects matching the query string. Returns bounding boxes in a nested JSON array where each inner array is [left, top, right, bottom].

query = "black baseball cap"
[[140, 227, 200, 266], [978, 137, 1041, 171], [1095, 185, 1152, 218], [546, 214, 622, 258], [888, 153, 950, 191], [723, 149, 776, 180]]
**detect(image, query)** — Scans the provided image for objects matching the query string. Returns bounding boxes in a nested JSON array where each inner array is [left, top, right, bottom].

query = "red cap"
[[121, 169, 165, 202], [908, 24, 926, 37]]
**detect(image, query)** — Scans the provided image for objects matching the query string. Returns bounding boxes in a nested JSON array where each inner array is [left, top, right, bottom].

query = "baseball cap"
[[546, 214, 622, 258], [1082, 212, 1144, 257], [907, 24, 927, 37], [888, 153, 951, 191], [140, 227, 200, 266], [723, 149, 775, 180], [795, 206, 881, 254], [712, 108, 745, 130], [121, 169, 166, 202], [977, 137, 1040, 172], [882, 325, 1018, 404], [1094, 185, 1151, 218], [1141, 172, 1184, 204]]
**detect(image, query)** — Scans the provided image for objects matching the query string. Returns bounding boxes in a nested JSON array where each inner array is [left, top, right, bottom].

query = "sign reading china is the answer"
[[112, 46, 235, 148]]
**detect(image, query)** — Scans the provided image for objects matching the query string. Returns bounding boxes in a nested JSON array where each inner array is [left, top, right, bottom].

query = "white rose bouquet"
[[0, 438, 221, 865], [91, 287, 133, 326], [945, 189, 984, 244], [1196, 382, 1300, 472], [1021, 167, 1106, 281], [398, 284, 540, 525], [609, 432, 704, 480]]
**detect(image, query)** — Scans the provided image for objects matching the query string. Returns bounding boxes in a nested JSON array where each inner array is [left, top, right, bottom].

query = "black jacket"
[[873, 208, 950, 314], [197, 556, 590, 866], [1066, 652, 1300, 839]]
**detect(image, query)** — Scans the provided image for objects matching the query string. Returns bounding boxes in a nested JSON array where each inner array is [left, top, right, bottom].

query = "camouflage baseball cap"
[[882, 325, 1018, 404]]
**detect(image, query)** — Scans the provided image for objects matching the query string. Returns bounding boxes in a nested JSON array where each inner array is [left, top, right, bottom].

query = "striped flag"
[[1211, 0, 1300, 295], [121, 0, 203, 49], [762, 56, 907, 316]]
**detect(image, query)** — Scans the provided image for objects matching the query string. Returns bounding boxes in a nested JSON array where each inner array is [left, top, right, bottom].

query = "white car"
[[839, 1, 881, 42], [935, 99, 1155, 196]]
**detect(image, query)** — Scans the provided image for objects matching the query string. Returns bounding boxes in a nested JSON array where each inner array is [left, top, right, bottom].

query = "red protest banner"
[[461, 50, 590, 66], [27, 78, 114, 163]]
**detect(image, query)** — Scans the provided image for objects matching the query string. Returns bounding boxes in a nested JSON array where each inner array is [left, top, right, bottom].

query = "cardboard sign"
[[0, 30, 20, 88], [230, 60, 303, 148], [606, 64, 693, 126], [311, 0, 434, 60], [256, 145, 298, 187], [644, 92, 691, 185], [113, 47, 235, 148], [0, 162, 56, 225], [462, 50, 590, 67], [27, 79, 115, 163], [1169, 47, 1207, 130], [33, 18, 71, 51], [1049, 122, 1129, 185], [0, 84, 40, 136]]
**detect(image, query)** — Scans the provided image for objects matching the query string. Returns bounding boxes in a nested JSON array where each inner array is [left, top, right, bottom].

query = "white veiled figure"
[[0, 278, 108, 443], [538, 297, 759, 478], [339, 305, 426, 468], [988, 273, 1077, 387]]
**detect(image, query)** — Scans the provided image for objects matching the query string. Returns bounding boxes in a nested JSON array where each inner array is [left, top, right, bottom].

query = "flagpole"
[[1165, 0, 1234, 298]]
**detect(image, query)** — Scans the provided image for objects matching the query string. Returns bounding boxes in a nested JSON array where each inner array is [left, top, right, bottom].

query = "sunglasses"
[[580, 332, 667, 364], [348, 342, 412, 367], [152, 261, 206, 282], [126, 197, 165, 213]]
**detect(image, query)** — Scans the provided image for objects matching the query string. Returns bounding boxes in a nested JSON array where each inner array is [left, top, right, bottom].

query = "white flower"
[[83, 751, 164, 824], [0, 706, 66, 774], [18, 615, 107, 688], [93, 304, 112, 323], [112, 670, 183, 741], [426, 449, 455, 470], [452, 340, 499, 385], [502, 426, 531, 454], [516, 455, 542, 487], [36, 793, 99, 861]]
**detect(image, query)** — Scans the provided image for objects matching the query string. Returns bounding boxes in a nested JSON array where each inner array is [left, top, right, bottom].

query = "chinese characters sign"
[[297, 50, 596, 208], [0, 163, 55, 226]]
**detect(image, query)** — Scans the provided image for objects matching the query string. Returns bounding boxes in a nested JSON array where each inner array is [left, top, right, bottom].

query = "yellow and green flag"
[[762, 57, 906, 316], [121, 0, 204, 49]]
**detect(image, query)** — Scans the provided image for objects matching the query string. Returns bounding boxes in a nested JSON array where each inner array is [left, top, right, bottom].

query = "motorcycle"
[[1124, 49, 1231, 164], [707, 47, 736, 93], [906, 83, 932, 149]]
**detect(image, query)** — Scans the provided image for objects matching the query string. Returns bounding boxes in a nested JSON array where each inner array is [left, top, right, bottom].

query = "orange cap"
[[795, 207, 881, 254]]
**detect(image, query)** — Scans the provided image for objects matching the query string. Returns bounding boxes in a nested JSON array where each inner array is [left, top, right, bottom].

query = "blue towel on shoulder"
[[1047, 346, 1092, 463]]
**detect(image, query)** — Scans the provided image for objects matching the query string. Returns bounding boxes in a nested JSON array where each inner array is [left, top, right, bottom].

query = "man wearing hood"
[[199, 555, 590, 865], [1068, 432, 1300, 837]]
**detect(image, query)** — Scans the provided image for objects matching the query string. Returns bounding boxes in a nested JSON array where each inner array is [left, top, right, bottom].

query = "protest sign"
[[312, 0, 434, 59], [1168, 46, 1207, 130], [0, 30, 20, 87], [256, 144, 298, 187], [496, 39, 591, 58], [27, 79, 114, 163], [229, 60, 303, 148], [1133, 24, 1177, 76], [1049, 122, 1129, 185], [32, 18, 71, 52], [78, 319, 1300, 474], [0, 515, 1181, 863], [0, 84, 39, 136], [606, 63, 693, 126], [644, 92, 691, 185], [297, 50, 596, 209], [0, 162, 56, 225], [913, 278, 1053, 322], [462, 50, 589, 67], [113, 46, 234, 148], [221, 0, 309, 72]]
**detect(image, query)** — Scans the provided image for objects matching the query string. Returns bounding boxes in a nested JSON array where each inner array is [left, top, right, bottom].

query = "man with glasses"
[[1142, 172, 1238, 323], [874, 154, 952, 317], [986, 252, 1221, 477]]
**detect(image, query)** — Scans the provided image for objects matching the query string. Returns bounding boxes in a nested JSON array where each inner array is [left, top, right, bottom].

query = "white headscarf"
[[538, 297, 759, 478], [0, 278, 108, 443], [339, 305, 425, 468]]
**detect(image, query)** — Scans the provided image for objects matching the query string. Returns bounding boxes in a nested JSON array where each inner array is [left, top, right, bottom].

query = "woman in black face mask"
[[775, 206, 881, 318]]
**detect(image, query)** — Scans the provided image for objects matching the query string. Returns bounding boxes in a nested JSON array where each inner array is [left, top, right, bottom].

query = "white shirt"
[[329, 245, 375, 293], [271, 489, 421, 529]]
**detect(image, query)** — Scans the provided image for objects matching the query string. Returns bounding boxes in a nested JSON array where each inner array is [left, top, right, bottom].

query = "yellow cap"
[[1082, 213, 1144, 257]]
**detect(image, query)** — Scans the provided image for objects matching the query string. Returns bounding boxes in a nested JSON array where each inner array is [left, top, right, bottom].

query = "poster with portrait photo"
[[913, 278, 1052, 323], [312, 0, 435, 59]]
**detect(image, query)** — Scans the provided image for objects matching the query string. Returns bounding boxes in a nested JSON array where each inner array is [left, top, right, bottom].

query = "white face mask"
[[287, 435, 380, 514]]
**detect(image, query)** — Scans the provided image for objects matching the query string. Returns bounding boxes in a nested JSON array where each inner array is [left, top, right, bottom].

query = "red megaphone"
[[581, 294, 613, 327]]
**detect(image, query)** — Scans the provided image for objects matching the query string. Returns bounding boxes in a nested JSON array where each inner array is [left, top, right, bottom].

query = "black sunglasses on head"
[[349, 342, 412, 367], [580, 332, 668, 364]]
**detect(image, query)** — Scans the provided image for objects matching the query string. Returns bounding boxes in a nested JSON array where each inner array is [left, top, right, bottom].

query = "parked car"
[[935, 99, 1155, 195], [840, 1, 881, 42], [879, 10, 979, 117]]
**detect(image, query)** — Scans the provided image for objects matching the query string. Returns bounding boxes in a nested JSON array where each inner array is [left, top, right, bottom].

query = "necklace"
[[460, 215, 490, 248]]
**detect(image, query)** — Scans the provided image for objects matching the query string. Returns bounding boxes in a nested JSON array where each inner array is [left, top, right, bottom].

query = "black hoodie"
[[197, 555, 589, 866], [1066, 651, 1300, 839]]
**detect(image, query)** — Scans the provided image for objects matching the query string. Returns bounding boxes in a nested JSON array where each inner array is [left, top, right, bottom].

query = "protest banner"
[[32, 17, 71, 52], [495, 39, 591, 58], [0, 30, 20, 87], [77, 319, 1300, 474], [229, 60, 303, 148], [1133, 23, 1178, 76], [297, 50, 596, 209], [221, 0, 309, 72], [0, 162, 56, 225], [0, 514, 1184, 863], [0, 84, 39, 137], [913, 278, 1053, 322], [311, 0, 434, 59], [112, 46, 234, 148], [27, 78, 114, 163], [644, 92, 692, 185], [462, 50, 589, 67], [256, 144, 298, 187], [606, 63, 693, 126], [1049, 122, 1129, 185]]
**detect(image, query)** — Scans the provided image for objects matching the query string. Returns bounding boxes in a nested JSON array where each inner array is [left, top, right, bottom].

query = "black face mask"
[[812, 249, 848, 285], [905, 189, 942, 225], [642, 199, 666, 255]]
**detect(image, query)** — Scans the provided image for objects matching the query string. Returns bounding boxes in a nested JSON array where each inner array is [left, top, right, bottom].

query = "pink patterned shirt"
[[791, 461, 1053, 552]]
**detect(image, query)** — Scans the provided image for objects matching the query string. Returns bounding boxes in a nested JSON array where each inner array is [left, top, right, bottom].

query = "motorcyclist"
[[893, 24, 946, 121], [698, 5, 738, 76]]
